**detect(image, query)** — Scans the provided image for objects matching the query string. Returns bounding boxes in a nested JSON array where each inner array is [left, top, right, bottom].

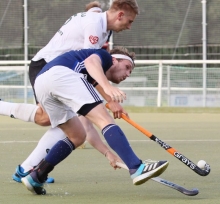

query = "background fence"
[[1, 0, 220, 60], [1, 60, 220, 107], [0, 0, 220, 107]]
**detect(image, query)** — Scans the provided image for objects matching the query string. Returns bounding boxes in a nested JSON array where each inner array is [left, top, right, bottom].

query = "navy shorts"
[[29, 59, 47, 103]]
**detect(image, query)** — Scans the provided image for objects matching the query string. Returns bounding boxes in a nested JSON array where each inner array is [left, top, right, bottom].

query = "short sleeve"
[[94, 49, 113, 72], [83, 23, 103, 49]]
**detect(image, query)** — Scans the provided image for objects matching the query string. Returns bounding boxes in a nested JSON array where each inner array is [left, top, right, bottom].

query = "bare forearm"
[[95, 84, 112, 102]]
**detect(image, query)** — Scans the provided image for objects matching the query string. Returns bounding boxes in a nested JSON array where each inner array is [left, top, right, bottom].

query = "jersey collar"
[[101, 12, 108, 35]]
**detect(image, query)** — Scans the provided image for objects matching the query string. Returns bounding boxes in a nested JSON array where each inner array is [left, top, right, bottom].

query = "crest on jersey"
[[89, 35, 99, 44]]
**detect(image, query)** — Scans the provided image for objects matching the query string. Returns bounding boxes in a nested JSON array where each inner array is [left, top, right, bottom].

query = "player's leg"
[[12, 107, 115, 183], [12, 109, 112, 183], [21, 127, 66, 170], [0, 101, 50, 126], [75, 115, 111, 150], [0, 100, 38, 122], [79, 115, 122, 166], [28, 59, 51, 126], [12, 127, 66, 183], [21, 66, 87, 194], [22, 116, 86, 194], [11, 59, 55, 184], [85, 103, 169, 185], [12, 116, 106, 183], [0, 59, 49, 125], [48, 67, 168, 186], [76, 116, 91, 149]]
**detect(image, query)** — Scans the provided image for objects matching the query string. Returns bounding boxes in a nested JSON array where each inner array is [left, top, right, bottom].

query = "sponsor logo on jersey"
[[89, 35, 99, 44]]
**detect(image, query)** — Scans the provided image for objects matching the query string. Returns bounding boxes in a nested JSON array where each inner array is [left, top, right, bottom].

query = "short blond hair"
[[109, 0, 139, 15], [85, 1, 101, 11], [110, 46, 135, 66]]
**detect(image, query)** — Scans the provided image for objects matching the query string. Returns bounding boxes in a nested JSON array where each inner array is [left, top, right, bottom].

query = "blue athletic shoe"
[[21, 171, 46, 195], [12, 165, 54, 184], [131, 160, 169, 185]]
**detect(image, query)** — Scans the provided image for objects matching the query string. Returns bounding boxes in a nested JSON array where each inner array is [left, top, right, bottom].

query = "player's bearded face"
[[110, 60, 133, 84]]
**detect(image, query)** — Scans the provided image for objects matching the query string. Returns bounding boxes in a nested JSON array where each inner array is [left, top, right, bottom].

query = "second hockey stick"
[[116, 161, 199, 196]]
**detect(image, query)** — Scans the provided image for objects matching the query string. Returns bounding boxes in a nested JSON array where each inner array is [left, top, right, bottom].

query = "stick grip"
[[105, 103, 153, 137]]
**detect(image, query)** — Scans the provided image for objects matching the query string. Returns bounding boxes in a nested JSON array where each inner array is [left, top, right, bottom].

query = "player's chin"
[[115, 29, 124, 33], [119, 78, 126, 83], [111, 78, 120, 84]]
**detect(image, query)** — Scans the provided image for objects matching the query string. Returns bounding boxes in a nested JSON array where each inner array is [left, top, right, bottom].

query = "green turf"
[[0, 113, 219, 204], [123, 106, 220, 113]]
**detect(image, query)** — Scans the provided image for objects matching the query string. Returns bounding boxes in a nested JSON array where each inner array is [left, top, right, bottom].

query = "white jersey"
[[32, 12, 110, 62]]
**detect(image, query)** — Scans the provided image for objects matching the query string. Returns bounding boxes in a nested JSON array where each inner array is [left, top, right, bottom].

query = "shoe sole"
[[21, 177, 46, 195], [133, 161, 169, 185], [12, 174, 21, 183]]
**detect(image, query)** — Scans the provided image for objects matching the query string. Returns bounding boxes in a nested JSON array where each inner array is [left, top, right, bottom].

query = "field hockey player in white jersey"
[[21, 47, 169, 195], [0, 0, 139, 184]]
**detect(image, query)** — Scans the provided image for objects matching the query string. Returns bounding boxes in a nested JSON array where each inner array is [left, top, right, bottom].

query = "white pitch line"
[[0, 141, 38, 143], [0, 128, 48, 130], [0, 139, 220, 144]]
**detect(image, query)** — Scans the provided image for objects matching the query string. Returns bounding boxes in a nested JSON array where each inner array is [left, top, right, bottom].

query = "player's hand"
[[107, 101, 129, 119], [105, 151, 123, 169], [103, 85, 126, 103]]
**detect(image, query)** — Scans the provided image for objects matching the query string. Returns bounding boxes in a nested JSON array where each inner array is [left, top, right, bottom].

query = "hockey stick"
[[116, 161, 199, 196], [105, 104, 211, 176]]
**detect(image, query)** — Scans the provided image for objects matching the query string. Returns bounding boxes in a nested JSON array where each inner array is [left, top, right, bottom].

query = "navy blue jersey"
[[37, 49, 113, 84]]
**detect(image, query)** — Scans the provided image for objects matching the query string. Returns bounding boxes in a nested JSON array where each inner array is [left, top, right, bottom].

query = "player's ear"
[[112, 57, 118, 65], [117, 11, 124, 20]]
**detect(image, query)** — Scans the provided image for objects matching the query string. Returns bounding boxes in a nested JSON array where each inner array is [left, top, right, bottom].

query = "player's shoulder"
[[82, 48, 110, 57], [82, 12, 104, 23], [94, 48, 110, 56], [94, 49, 112, 63]]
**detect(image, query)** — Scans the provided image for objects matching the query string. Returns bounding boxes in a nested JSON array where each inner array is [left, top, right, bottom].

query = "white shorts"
[[35, 66, 103, 128]]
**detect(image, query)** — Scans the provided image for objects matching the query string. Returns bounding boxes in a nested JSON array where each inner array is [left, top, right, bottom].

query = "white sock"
[[0, 101, 38, 122], [21, 127, 66, 172]]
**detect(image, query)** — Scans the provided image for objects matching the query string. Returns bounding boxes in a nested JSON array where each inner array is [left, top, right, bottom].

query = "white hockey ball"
[[197, 160, 206, 169]]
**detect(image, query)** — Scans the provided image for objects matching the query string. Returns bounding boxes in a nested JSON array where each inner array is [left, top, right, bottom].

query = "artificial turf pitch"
[[0, 110, 219, 204]]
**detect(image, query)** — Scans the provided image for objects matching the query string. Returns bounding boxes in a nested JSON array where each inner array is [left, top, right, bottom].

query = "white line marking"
[[0, 139, 220, 144], [0, 141, 38, 143], [0, 128, 48, 130]]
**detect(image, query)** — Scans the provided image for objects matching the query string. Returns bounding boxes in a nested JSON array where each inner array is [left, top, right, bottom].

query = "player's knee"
[[39, 119, 51, 126], [79, 133, 86, 145], [69, 130, 86, 147], [78, 126, 87, 142], [34, 108, 51, 126]]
